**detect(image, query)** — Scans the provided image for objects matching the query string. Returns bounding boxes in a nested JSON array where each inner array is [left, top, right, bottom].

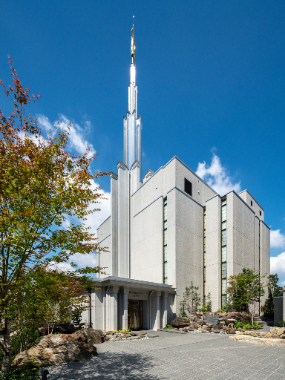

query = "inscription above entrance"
[[128, 290, 148, 300]]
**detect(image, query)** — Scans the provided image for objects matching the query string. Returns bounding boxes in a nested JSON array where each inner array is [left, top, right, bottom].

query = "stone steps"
[[255, 317, 274, 326]]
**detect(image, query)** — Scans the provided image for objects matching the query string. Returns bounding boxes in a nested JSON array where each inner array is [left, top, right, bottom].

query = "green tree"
[[0, 57, 107, 373], [10, 263, 91, 350], [206, 292, 212, 312], [181, 282, 201, 315], [227, 268, 265, 325], [179, 296, 187, 317], [263, 274, 281, 319]]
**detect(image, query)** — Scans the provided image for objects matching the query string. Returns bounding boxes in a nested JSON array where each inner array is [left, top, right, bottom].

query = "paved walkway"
[[48, 331, 285, 380]]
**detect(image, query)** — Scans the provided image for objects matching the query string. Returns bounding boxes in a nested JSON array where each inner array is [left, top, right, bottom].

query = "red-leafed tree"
[[0, 57, 107, 373]]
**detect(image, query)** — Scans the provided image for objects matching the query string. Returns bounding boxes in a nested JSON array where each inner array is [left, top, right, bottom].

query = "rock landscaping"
[[234, 327, 285, 339], [104, 331, 148, 342], [12, 328, 104, 367], [229, 327, 285, 346], [230, 334, 285, 347], [12, 329, 148, 368], [169, 312, 254, 335]]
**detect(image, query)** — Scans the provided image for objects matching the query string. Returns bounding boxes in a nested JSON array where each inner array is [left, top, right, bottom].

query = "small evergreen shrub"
[[235, 322, 263, 330], [163, 325, 174, 330]]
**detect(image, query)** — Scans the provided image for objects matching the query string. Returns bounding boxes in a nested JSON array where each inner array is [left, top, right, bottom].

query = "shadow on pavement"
[[50, 351, 161, 380]]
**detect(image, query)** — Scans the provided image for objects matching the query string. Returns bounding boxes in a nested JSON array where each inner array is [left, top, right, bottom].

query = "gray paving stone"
[[47, 331, 285, 380]]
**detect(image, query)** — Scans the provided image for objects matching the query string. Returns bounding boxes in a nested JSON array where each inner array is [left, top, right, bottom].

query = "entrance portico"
[[83, 276, 176, 331]]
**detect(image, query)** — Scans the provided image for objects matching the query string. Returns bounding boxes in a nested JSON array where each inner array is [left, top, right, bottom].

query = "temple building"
[[83, 21, 270, 331]]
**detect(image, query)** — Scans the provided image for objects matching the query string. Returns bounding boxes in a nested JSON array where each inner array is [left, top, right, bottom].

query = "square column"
[[154, 291, 161, 331], [122, 288, 129, 330], [162, 292, 168, 328], [109, 286, 119, 331]]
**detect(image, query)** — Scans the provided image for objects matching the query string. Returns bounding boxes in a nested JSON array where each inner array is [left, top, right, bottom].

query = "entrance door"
[[128, 300, 143, 330]]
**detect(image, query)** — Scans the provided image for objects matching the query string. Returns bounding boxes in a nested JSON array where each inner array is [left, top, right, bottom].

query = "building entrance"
[[128, 300, 143, 330]]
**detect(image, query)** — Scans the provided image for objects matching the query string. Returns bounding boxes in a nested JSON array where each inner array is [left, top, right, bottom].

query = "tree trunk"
[[1, 319, 12, 374]]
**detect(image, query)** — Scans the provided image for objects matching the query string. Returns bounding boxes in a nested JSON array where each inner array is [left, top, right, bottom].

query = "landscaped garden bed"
[[168, 311, 263, 335]]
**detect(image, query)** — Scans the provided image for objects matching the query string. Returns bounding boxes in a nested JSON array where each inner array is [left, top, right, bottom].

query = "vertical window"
[[251, 200, 253, 206], [163, 198, 168, 284], [221, 199, 227, 307], [184, 178, 192, 196], [259, 211, 262, 216]]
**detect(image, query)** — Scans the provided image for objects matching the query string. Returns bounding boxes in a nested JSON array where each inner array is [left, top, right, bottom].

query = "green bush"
[[0, 330, 41, 379], [163, 325, 174, 330], [217, 306, 228, 312], [235, 321, 263, 330], [0, 366, 40, 380], [277, 320, 285, 327]]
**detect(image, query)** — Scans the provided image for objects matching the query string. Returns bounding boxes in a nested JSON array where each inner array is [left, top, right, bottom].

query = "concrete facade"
[[90, 35, 271, 331], [96, 154, 270, 327]]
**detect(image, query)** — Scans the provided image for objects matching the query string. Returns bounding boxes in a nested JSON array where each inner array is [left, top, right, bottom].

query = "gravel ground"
[[44, 330, 285, 380]]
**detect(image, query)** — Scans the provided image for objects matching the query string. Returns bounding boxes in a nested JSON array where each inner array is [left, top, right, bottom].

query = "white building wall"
[[110, 174, 118, 276], [81, 290, 90, 327], [260, 221, 270, 304], [227, 192, 256, 277], [131, 166, 165, 217], [205, 195, 222, 312], [97, 217, 112, 278], [170, 187, 204, 315], [254, 216, 260, 271], [239, 190, 264, 222], [117, 162, 130, 278], [90, 287, 105, 331], [131, 197, 164, 283], [174, 158, 216, 206]]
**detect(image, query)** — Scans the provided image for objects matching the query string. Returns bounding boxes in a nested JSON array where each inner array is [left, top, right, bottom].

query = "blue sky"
[[1, 1, 285, 284]]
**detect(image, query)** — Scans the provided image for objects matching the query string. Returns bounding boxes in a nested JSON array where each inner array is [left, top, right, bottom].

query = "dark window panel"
[[184, 178, 192, 196]]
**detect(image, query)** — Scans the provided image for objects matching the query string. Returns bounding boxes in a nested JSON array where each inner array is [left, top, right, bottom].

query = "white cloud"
[[70, 252, 97, 267], [271, 252, 285, 277], [18, 130, 48, 147], [280, 280, 285, 287], [49, 252, 98, 273], [270, 229, 285, 249], [63, 179, 110, 236], [84, 179, 110, 236], [37, 114, 96, 158], [37, 113, 111, 270], [49, 261, 75, 272], [196, 153, 241, 196], [37, 115, 53, 134]]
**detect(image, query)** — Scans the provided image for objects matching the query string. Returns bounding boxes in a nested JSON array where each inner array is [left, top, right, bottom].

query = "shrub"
[[163, 325, 174, 330], [217, 306, 228, 312], [235, 321, 263, 330]]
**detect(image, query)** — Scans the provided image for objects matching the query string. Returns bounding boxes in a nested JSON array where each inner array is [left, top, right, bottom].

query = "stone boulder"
[[230, 334, 285, 347], [222, 312, 251, 325], [170, 317, 190, 328], [188, 313, 201, 322], [189, 322, 200, 330], [12, 328, 104, 367], [38, 322, 76, 336], [270, 327, 285, 338]]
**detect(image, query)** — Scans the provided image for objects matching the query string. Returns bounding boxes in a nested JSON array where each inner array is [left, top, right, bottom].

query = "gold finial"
[[131, 16, 136, 58]]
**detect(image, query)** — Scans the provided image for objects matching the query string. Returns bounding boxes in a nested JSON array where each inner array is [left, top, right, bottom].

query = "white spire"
[[123, 17, 142, 177]]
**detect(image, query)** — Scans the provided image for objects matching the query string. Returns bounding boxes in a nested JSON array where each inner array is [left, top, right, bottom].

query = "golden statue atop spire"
[[131, 15, 136, 58]]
